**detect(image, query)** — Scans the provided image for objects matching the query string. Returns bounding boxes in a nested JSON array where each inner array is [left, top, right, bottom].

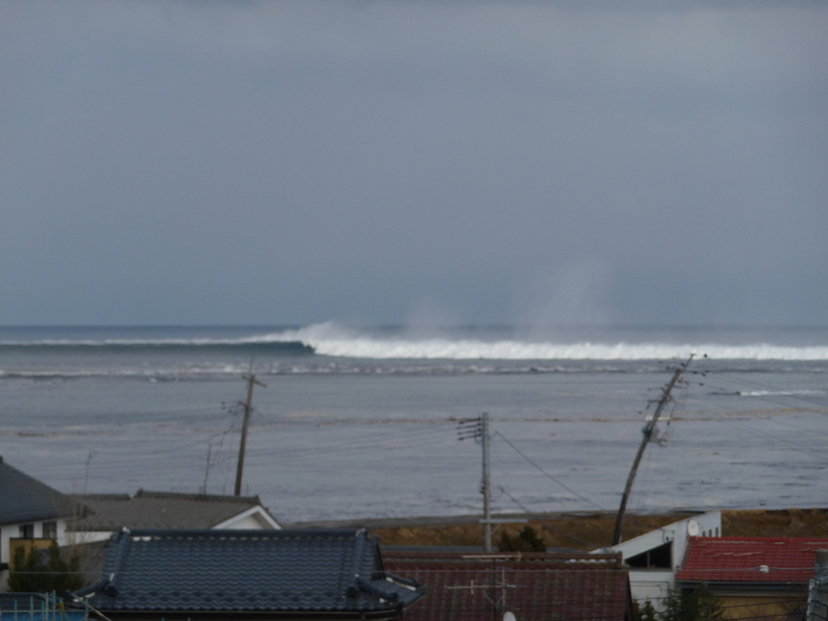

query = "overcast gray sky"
[[1, 0, 826, 327]]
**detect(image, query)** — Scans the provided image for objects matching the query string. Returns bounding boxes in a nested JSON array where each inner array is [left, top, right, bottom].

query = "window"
[[19, 524, 34, 538], [626, 541, 672, 569], [42, 521, 57, 540]]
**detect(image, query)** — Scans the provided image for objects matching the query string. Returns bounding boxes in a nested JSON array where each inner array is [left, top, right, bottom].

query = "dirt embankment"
[[355, 509, 828, 550]]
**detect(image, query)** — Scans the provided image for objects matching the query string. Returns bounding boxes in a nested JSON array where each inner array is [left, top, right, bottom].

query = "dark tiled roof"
[[0, 457, 72, 526], [76, 528, 424, 618], [382, 550, 633, 621], [676, 537, 828, 584], [70, 490, 278, 530]]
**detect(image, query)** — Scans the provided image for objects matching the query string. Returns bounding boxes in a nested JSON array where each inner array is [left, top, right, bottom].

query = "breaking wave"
[[2, 323, 827, 361], [263, 323, 828, 360], [738, 389, 826, 397]]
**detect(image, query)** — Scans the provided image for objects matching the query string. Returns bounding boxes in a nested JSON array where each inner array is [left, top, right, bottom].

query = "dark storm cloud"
[[1, 0, 826, 326]]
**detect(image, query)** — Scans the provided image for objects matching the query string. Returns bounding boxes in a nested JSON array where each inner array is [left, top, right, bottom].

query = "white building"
[[594, 510, 722, 610]]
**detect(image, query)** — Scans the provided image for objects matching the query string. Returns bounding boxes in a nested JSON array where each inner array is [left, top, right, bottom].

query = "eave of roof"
[[676, 579, 811, 591]]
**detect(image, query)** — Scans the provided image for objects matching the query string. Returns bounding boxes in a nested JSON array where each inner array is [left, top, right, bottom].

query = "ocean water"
[[0, 324, 826, 524]]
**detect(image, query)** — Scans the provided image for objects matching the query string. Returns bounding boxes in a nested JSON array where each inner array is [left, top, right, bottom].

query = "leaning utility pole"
[[234, 372, 266, 496], [611, 355, 693, 546], [458, 413, 493, 552]]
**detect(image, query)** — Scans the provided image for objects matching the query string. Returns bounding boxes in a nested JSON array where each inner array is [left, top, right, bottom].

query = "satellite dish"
[[687, 520, 700, 537], [503, 613, 518, 621]]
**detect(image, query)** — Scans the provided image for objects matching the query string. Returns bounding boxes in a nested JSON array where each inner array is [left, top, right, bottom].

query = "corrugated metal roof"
[[70, 490, 277, 530], [383, 550, 633, 621], [76, 528, 424, 618], [0, 457, 72, 526], [676, 537, 828, 584]]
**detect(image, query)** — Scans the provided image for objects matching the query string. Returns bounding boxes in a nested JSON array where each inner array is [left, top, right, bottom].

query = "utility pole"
[[458, 413, 493, 552], [481, 412, 492, 553], [234, 372, 266, 496], [611, 355, 693, 546]]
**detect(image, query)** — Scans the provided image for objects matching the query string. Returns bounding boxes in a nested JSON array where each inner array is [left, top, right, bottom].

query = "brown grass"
[[722, 508, 828, 538], [374, 509, 828, 550]]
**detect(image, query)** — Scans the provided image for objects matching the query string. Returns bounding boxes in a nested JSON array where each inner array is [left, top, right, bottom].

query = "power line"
[[497, 485, 598, 548], [494, 431, 605, 511]]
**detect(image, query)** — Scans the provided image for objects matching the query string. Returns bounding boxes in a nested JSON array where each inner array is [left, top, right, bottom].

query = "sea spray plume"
[[404, 297, 465, 333], [261, 323, 828, 360], [513, 258, 612, 338]]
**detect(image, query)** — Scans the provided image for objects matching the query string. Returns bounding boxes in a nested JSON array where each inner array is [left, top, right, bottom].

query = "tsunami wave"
[[265, 323, 828, 361], [2, 323, 827, 360], [0, 339, 314, 354]]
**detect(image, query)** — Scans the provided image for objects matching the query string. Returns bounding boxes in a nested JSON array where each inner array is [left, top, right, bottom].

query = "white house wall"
[[64, 530, 115, 545], [592, 511, 722, 612], [1, 524, 16, 564], [600, 511, 722, 571], [1, 519, 68, 564], [221, 514, 270, 530], [629, 570, 675, 612], [213, 506, 281, 530]]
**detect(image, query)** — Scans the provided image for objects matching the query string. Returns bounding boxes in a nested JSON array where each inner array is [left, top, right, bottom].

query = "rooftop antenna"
[[611, 354, 693, 546], [234, 361, 266, 496]]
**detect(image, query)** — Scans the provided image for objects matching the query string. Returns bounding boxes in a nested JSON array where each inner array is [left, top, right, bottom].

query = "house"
[[69, 490, 280, 543], [0, 457, 73, 589], [70, 528, 424, 620], [675, 536, 828, 620], [382, 549, 635, 621], [594, 510, 722, 610]]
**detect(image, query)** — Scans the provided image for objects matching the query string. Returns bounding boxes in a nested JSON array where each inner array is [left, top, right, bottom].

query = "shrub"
[[7, 542, 84, 593], [497, 526, 547, 552], [659, 583, 724, 621]]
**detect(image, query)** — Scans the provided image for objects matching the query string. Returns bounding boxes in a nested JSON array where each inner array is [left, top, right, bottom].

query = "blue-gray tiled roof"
[[70, 490, 278, 530], [75, 528, 423, 618], [0, 457, 72, 526]]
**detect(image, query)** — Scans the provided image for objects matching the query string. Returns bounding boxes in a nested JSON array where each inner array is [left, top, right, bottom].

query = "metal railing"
[[0, 593, 88, 621]]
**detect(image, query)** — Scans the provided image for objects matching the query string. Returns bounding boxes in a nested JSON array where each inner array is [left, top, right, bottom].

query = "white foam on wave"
[[264, 323, 828, 361], [738, 389, 826, 397], [3, 324, 827, 361]]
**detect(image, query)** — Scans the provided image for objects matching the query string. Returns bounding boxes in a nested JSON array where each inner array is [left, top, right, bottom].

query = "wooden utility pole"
[[481, 412, 492, 553], [457, 414, 493, 552], [611, 355, 693, 546], [234, 372, 266, 496]]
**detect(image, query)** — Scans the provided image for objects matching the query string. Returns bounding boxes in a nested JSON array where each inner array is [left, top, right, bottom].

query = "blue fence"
[[0, 594, 87, 621]]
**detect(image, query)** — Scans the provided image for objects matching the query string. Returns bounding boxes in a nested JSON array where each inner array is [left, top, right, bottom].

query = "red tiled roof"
[[383, 552, 633, 621], [676, 537, 828, 584]]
